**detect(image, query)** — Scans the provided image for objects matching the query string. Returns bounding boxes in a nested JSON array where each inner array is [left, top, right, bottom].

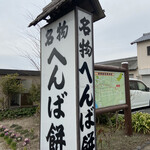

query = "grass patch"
[[10, 124, 18, 128], [4, 135, 9, 140], [0, 133, 4, 137], [10, 142, 17, 150], [14, 125, 23, 132], [20, 129, 29, 134], [6, 138, 13, 145]]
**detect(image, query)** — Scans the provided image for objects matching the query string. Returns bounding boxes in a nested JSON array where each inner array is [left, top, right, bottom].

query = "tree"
[[28, 83, 41, 115], [19, 23, 41, 70], [18, 1, 49, 70], [0, 97, 5, 110], [28, 84, 40, 103], [0, 74, 24, 108]]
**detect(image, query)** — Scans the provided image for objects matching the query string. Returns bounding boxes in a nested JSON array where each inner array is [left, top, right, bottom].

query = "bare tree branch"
[[17, 1, 49, 70]]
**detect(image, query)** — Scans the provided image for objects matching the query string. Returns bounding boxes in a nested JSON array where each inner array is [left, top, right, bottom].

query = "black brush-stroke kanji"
[[46, 123, 66, 150], [79, 84, 93, 107], [80, 113, 84, 132], [79, 17, 91, 36], [48, 48, 67, 65], [53, 95, 65, 119], [45, 29, 54, 46], [85, 109, 94, 129], [48, 96, 52, 118], [80, 108, 94, 132], [48, 92, 67, 119], [82, 131, 95, 150], [48, 65, 65, 90], [79, 62, 92, 83], [57, 20, 68, 41], [79, 39, 92, 58]]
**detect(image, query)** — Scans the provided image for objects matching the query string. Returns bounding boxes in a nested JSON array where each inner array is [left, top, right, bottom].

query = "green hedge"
[[132, 112, 150, 134], [97, 111, 150, 134], [0, 107, 36, 120]]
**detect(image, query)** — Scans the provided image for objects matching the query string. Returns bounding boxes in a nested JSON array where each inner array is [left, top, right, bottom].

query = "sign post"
[[40, 8, 97, 150], [29, 1, 105, 149], [40, 8, 93, 150], [121, 62, 132, 136]]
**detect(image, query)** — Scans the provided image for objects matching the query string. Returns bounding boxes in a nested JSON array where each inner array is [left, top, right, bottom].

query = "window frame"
[[147, 46, 150, 56], [137, 81, 147, 91], [10, 94, 21, 107], [130, 80, 149, 92]]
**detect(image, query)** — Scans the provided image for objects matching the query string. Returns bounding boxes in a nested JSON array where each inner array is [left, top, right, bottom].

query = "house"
[[95, 56, 138, 79], [131, 32, 150, 87], [0, 69, 40, 108], [96, 32, 150, 87]]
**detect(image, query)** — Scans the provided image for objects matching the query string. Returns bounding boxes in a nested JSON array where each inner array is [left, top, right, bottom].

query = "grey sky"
[[94, 0, 150, 62], [0, 0, 150, 70]]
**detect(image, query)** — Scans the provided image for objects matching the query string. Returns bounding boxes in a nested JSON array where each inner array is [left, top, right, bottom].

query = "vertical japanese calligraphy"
[[41, 11, 78, 150], [78, 9, 96, 150], [46, 36, 67, 150]]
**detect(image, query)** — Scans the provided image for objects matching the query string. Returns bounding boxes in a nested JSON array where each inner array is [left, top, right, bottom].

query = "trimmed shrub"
[[0, 107, 36, 120], [132, 112, 150, 134]]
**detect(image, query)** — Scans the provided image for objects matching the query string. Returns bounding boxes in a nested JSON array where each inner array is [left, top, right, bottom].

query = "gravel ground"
[[1, 115, 150, 150], [0, 137, 10, 150], [0, 115, 40, 150]]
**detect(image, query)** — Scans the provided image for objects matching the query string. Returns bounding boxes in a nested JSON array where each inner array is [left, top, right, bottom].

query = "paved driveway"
[[136, 107, 150, 114], [137, 108, 150, 114]]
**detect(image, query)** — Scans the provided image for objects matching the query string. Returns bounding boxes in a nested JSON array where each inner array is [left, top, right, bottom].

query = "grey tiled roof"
[[131, 33, 150, 44], [95, 56, 137, 71]]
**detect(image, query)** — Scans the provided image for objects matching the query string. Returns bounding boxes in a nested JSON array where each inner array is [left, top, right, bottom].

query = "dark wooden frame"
[[94, 63, 132, 136]]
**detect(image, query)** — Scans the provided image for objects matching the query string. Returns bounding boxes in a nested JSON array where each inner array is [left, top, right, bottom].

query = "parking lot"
[[132, 107, 150, 114]]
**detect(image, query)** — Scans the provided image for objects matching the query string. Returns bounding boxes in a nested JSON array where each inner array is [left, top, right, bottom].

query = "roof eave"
[[28, 0, 105, 27], [131, 39, 149, 45]]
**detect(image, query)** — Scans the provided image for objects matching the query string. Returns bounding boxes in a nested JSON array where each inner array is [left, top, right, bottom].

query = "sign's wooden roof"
[[28, 0, 105, 27]]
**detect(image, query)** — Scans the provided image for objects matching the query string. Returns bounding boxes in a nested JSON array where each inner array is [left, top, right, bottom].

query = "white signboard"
[[77, 9, 96, 149], [41, 11, 78, 150], [41, 8, 96, 150]]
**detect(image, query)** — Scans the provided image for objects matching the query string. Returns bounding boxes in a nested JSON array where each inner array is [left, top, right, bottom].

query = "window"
[[129, 74, 134, 78], [147, 46, 150, 56], [129, 81, 137, 90], [11, 94, 20, 106], [21, 79, 32, 89], [137, 82, 147, 91]]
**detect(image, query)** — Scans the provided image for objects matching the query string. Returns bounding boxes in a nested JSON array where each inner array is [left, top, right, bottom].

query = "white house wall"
[[137, 41, 150, 70], [137, 40, 150, 87]]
